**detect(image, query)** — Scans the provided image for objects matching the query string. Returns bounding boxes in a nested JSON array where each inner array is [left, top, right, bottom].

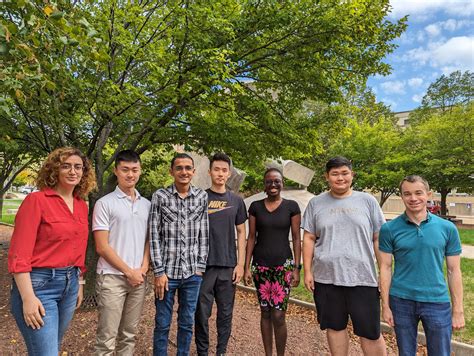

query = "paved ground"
[[0, 228, 403, 355], [462, 245, 474, 259]]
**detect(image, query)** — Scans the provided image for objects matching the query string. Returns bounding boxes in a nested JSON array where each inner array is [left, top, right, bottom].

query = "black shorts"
[[313, 282, 381, 340]]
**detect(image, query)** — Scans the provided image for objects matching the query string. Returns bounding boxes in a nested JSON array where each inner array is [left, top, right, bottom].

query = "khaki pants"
[[94, 274, 146, 356]]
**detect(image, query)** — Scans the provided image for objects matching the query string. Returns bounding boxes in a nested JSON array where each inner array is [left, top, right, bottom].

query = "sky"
[[367, 0, 474, 112]]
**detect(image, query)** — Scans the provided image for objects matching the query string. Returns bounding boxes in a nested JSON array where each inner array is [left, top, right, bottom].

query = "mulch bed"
[[0, 224, 428, 355]]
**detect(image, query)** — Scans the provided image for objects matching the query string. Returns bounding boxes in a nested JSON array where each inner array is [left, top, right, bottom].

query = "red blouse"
[[8, 188, 89, 274]]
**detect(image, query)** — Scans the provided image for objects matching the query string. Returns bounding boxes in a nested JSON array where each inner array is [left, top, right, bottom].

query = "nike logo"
[[208, 206, 233, 215]]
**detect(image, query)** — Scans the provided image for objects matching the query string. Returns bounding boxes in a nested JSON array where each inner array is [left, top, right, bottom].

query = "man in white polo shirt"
[[92, 150, 151, 355]]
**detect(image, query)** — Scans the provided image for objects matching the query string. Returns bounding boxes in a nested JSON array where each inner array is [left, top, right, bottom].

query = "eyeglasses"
[[174, 165, 194, 172], [264, 179, 282, 186], [60, 164, 84, 172]]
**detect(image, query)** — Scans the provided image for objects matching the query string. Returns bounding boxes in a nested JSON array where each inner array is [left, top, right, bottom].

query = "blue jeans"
[[153, 274, 203, 356], [390, 295, 452, 356], [10, 267, 80, 356]]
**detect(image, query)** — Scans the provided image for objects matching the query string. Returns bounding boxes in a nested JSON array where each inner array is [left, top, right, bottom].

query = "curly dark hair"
[[36, 147, 97, 199]]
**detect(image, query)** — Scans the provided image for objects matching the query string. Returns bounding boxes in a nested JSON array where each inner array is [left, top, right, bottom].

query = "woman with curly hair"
[[8, 147, 96, 355], [244, 168, 301, 356]]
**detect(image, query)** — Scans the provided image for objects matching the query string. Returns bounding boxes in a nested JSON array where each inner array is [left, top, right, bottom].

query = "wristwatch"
[[297, 265, 303, 270]]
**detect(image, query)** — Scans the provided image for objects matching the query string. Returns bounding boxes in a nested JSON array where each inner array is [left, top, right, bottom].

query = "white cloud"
[[412, 94, 423, 103], [416, 30, 426, 43], [403, 47, 431, 66], [381, 98, 398, 110], [425, 24, 441, 37], [443, 19, 458, 31], [433, 36, 474, 70], [389, 0, 473, 19], [425, 19, 474, 36], [408, 77, 423, 87], [380, 80, 406, 94], [402, 36, 474, 71]]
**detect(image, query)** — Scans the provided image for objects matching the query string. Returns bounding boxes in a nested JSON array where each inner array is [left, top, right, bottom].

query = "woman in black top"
[[244, 168, 301, 356]]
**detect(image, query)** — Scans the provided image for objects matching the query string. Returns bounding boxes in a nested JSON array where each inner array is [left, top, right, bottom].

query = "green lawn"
[[291, 260, 474, 344], [290, 273, 313, 304], [460, 229, 474, 246], [454, 258, 474, 344], [0, 199, 21, 225]]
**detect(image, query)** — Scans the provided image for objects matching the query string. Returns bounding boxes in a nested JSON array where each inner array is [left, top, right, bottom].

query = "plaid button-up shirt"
[[149, 184, 209, 279]]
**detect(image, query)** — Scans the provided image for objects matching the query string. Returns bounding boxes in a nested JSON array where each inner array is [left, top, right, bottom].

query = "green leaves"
[[0, 0, 406, 199]]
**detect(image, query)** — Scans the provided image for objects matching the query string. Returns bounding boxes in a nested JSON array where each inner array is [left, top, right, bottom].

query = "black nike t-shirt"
[[249, 198, 300, 266], [206, 189, 247, 267]]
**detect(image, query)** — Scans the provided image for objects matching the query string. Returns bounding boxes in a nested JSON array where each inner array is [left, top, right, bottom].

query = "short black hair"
[[115, 150, 141, 167], [210, 152, 231, 168], [264, 167, 283, 180], [325, 156, 352, 173], [171, 153, 194, 168]]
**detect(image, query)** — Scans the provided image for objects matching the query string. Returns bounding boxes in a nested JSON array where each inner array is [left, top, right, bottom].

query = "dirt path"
[[0, 224, 412, 355]]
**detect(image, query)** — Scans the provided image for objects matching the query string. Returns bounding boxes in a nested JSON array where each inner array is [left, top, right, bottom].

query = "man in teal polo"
[[379, 175, 464, 356]]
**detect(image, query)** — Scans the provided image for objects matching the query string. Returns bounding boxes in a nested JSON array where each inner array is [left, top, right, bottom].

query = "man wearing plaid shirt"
[[149, 153, 209, 356]]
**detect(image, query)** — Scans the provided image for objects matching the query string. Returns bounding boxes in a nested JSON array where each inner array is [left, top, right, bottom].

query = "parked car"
[[427, 200, 441, 215], [19, 186, 35, 194]]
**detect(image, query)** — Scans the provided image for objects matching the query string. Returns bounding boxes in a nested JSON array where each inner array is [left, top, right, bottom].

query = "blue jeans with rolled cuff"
[[390, 295, 452, 356], [153, 274, 203, 356], [10, 266, 80, 356]]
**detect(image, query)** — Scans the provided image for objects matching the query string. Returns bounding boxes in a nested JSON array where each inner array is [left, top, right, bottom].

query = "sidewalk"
[[384, 212, 474, 225], [462, 245, 474, 259]]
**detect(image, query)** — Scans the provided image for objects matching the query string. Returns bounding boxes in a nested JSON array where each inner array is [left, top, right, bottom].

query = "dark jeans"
[[195, 267, 236, 356], [10, 267, 80, 356], [390, 295, 452, 356], [153, 274, 203, 356]]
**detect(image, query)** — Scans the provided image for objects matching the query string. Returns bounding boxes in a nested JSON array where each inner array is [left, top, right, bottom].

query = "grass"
[[454, 258, 474, 344], [291, 260, 474, 344], [290, 272, 313, 304], [460, 229, 474, 246], [1, 199, 21, 225]]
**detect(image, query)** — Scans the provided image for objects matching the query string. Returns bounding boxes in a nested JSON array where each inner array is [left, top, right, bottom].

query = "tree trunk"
[[0, 193, 4, 220], [440, 187, 450, 215], [84, 192, 99, 297], [379, 189, 394, 208], [83, 175, 117, 297]]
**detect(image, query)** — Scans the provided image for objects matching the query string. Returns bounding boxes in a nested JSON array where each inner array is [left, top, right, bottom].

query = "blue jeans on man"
[[153, 274, 203, 356], [10, 267, 80, 356], [390, 295, 452, 356]]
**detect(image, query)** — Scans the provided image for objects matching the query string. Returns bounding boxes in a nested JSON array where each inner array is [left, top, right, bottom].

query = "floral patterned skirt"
[[251, 258, 294, 311]]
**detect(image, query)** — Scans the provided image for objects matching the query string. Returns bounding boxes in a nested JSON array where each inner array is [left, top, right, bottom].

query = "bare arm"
[[13, 273, 45, 329], [233, 223, 246, 284], [372, 232, 383, 269], [94, 230, 144, 287], [290, 214, 302, 287], [141, 239, 150, 275], [302, 230, 316, 292], [378, 251, 394, 327], [244, 215, 256, 285], [446, 255, 465, 330]]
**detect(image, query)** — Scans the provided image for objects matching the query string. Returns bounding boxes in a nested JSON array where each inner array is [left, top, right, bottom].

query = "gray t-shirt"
[[301, 191, 385, 287]]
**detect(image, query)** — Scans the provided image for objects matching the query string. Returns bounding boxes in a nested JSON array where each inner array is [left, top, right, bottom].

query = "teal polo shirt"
[[379, 212, 462, 303]]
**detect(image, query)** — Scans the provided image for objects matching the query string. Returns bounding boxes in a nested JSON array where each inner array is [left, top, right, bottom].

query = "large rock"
[[244, 188, 315, 216], [188, 152, 246, 192], [265, 159, 315, 187]]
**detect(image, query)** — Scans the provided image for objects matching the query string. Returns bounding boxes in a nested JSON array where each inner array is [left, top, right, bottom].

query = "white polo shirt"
[[93, 186, 151, 275]]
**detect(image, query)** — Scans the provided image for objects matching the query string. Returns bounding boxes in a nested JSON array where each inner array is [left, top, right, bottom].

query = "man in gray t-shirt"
[[302, 157, 387, 356]]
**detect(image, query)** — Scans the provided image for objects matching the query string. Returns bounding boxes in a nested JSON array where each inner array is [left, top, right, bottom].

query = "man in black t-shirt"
[[194, 153, 247, 356]]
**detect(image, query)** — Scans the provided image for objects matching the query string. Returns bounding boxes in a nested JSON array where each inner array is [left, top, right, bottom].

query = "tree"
[[1, 0, 406, 289], [403, 103, 474, 215], [1, 0, 407, 194], [0, 113, 39, 218], [330, 115, 406, 206], [421, 70, 473, 113]]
